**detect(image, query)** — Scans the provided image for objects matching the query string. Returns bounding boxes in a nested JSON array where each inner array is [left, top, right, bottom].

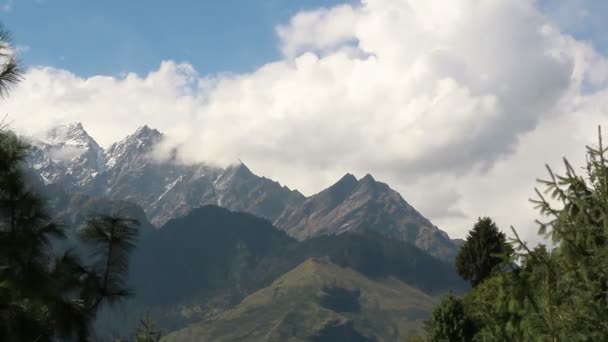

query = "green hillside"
[[164, 258, 437, 341], [94, 206, 465, 338]]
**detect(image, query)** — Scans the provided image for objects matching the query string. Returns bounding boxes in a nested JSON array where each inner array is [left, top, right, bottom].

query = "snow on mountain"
[[23, 123, 458, 260], [27, 122, 105, 191]]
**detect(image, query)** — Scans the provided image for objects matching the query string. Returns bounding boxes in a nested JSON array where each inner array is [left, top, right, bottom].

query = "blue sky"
[[2, 0, 353, 77], [2, 0, 606, 78]]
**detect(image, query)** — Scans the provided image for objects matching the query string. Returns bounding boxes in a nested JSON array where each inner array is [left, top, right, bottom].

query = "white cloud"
[[277, 4, 359, 58], [4, 0, 608, 242]]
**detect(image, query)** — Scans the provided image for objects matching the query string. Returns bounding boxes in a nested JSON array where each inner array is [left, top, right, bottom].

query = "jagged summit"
[[324, 173, 359, 207], [133, 125, 162, 139], [104, 125, 164, 169], [359, 173, 376, 183], [43, 122, 100, 149], [26, 122, 106, 191], [119, 125, 162, 147], [275, 172, 458, 260], [24, 124, 458, 260]]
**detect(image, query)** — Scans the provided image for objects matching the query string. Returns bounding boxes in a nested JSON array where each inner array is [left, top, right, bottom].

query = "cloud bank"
[[4, 0, 608, 241]]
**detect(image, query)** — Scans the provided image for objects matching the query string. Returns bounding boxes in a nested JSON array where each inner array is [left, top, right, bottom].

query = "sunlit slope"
[[164, 258, 437, 342]]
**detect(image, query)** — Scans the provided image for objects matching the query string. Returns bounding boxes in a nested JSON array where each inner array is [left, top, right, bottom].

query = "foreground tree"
[[455, 217, 512, 287], [425, 292, 476, 342], [0, 23, 139, 341], [440, 127, 608, 341], [0, 129, 140, 340], [135, 311, 164, 342], [499, 127, 608, 340], [0, 25, 21, 97]]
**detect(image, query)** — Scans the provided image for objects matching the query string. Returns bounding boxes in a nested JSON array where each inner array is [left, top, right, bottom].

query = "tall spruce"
[[455, 217, 512, 287], [499, 126, 608, 340], [452, 127, 608, 341]]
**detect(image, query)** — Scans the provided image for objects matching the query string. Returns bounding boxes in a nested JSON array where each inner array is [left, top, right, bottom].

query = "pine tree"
[[455, 217, 512, 287], [0, 22, 140, 341], [425, 292, 476, 342], [135, 311, 164, 342], [0, 25, 21, 97], [466, 127, 608, 341], [506, 126, 608, 340]]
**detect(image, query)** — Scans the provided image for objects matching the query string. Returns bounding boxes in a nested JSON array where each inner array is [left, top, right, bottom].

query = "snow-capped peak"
[[44, 122, 98, 147], [104, 126, 163, 170]]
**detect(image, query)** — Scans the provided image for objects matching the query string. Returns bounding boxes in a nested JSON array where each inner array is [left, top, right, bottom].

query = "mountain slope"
[[94, 206, 465, 338], [164, 258, 437, 342], [25, 123, 457, 259], [27, 122, 105, 192], [276, 173, 458, 260], [27, 123, 304, 226]]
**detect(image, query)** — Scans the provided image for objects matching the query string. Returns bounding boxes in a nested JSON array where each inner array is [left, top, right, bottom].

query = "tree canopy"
[[427, 127, 608, 341], [455, 217, 512, 287], [0, 23, 140, 341]]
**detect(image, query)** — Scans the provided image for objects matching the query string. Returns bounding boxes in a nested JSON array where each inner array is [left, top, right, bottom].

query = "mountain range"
[[96, 206, 466, 340], [24, 122, 459, 260]]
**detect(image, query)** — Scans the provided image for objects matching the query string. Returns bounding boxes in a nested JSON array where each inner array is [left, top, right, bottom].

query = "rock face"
[[275, 173, 459, 260], [27, 122, 106, 193], [25, 123, 458, 260], [26, 123, 304, 226]]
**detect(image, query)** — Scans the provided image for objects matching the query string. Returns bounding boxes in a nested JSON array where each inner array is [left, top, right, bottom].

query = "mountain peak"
[[44, 122, 97, 147], [359, 173, 376, 183], [115, 125, 162, 149], [133, 125, 162, 139], [318, 173, 359, 207], [330, 173, 358, 191], [339, 173, 357, 182], [217, 160, 254, 184]]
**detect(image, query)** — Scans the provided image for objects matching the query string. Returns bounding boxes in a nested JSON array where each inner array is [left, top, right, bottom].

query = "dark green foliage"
[[0, 128, 141, 340], [491, 127, 608, 340], [455, 217, 512, 287], [80, 216, 139, 310], [425, 293, 476, 342], [436, 127, 608, 341], [0, 48, 140, 340], [0, 25, 21, 97], [135, 311, 164, 342]]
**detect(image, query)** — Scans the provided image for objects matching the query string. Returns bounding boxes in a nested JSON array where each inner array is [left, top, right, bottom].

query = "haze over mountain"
[[24, 122, 459, 259]]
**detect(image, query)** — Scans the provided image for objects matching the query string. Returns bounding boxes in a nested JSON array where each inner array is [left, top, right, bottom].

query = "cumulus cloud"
[[277, 4, 359, 58], [3, 0, 608, 241]]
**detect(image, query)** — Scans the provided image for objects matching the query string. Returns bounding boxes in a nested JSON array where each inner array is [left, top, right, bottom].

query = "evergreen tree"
[[499, 126, 608, 340], [0, 129, 141, 340], [0, 25, 21, 97], [0, 23, 140, 341], [455, 217, 512, 287], [458, 127, 608, 341], [425, 292, 476, 342], [135, 311, 164, 342]]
